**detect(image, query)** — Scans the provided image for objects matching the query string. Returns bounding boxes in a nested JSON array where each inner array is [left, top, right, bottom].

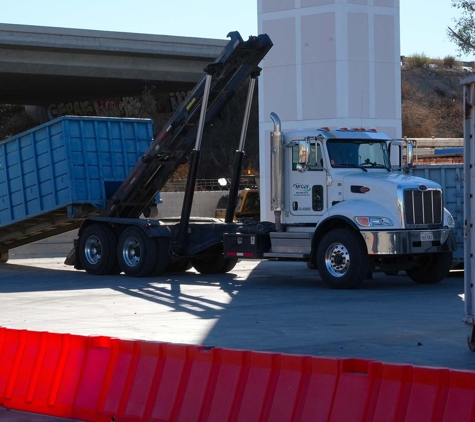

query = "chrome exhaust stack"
[[270, 112, 284, 231]]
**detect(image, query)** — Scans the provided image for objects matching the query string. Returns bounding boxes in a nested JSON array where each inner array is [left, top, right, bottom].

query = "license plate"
[[420, 232, 434, 242]]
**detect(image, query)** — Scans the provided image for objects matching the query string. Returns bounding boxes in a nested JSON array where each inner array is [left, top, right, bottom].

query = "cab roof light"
[[368, 128, 377, 132], [337, 127, 349, 131], [319, 126, 331, 131]]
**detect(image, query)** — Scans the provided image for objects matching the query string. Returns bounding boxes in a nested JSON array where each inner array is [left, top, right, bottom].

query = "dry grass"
[[401, 77, 463, 138], [405, 53, 431, 68]]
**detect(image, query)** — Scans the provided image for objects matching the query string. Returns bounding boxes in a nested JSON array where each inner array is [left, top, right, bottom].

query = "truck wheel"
[[191, 256, 238, 274], [316, 229, 369, 289], [117, 227, 157, 277], [79, 225, 118, 275], [166, 259, 192, 273], [150, 237, 170, 276], [405, 252, 453, 284], [222, 257, 239, 273], [0, 251, 8, 263]]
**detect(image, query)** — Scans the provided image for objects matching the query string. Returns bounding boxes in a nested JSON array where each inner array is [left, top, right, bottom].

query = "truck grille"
[[404, 189, 442, 225]]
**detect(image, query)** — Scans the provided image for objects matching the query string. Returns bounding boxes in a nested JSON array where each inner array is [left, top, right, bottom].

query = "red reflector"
[[226, 252, 254, 258], [360, 187, 370, 193]]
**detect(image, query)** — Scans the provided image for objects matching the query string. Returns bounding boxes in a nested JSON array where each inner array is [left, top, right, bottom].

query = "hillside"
[[401, 66, 466, 138]]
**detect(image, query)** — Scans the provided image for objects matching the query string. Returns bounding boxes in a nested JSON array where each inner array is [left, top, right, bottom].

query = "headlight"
[[354, 216, 394, 227], [444, 208, 455, 227]]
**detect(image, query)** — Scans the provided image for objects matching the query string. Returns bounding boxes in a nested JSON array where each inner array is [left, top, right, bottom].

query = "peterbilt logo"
[[293, 183, 310, 191], [418, 185, 428, 191]]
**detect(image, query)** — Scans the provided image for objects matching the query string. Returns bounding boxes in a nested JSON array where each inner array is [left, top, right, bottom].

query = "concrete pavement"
[[0, 258, 470, 371]]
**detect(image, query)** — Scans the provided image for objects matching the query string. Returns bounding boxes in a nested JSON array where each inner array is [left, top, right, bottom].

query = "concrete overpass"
[[0, 23, 227, 105]]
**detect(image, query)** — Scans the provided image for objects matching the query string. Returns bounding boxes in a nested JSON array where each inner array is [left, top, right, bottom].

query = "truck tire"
[[78, 225, 118, 275], [0, 251, 8, 263], [191, 256, 238, 274], [150, 237, 170, 276], [405, 252, 453, 284], [117, 227, 157, 277], [316, 229, 369, 289], [166, 259, 192, 273]]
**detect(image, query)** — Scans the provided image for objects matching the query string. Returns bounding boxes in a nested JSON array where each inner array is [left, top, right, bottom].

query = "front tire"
[[405, 252, 453, 284], [316, 229, 369, 289], [78, 225, 118, 275], [0, 251, 9, 263], [117, 227, 157, 277]]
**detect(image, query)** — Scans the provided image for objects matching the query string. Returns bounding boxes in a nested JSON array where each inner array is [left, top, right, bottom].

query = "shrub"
[[405, 53, 431, 68], [443, 55, 457, 68]]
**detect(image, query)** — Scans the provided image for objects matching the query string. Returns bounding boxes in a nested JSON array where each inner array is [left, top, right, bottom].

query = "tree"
[[448, 0, 475, 55]]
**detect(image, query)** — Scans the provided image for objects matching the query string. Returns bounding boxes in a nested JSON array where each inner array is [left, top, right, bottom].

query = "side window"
[[292, 143, 324, 171]]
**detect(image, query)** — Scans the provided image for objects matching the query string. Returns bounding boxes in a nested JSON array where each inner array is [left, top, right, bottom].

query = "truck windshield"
[[327, 140, 390, 170]]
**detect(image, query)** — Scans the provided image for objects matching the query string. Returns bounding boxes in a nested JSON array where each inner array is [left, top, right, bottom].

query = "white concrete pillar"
[[258, 0, 401, 222]]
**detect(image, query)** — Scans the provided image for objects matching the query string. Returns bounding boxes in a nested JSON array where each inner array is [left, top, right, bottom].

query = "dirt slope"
[[401, 67, 467, 138]]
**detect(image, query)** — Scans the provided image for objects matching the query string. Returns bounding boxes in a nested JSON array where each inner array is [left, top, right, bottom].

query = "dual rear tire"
[[78, 225, 170, 277], [78, 224, 237, 277], [78, 225, 118, 276], [191, 255, 238, 274]]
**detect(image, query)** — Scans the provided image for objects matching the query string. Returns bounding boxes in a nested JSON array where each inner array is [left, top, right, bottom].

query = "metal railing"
[[162, 178, 258, 192]]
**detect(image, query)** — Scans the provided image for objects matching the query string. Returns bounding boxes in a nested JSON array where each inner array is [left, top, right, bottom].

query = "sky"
[[0, 0, 471, 61]]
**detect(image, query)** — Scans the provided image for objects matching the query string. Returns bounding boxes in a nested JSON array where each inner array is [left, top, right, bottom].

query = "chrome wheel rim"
[[122, 237, 141, 267], [85, 235, 102, 265], [325, 242, 350, 277]]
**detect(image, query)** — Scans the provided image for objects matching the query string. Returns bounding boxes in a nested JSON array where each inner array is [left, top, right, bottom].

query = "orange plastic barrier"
[[1, 327, 475, 421]]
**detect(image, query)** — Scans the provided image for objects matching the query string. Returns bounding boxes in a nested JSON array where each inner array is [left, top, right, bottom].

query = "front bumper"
[[360, 228, 455, 255]]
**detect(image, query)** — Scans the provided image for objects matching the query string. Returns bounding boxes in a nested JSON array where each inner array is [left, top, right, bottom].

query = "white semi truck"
[[223, 114, 456, 289]]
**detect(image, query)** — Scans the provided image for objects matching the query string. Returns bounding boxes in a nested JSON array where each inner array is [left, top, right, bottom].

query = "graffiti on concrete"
[[47, 101, 94, 119], [46, 90, 190, 120], [47, 97, 143, 120]]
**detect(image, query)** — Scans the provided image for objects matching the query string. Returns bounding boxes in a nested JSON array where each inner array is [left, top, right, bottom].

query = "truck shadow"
[[0, 259, 468, 370], [0, 259, 433, 326], [0, 262, 243, 320]]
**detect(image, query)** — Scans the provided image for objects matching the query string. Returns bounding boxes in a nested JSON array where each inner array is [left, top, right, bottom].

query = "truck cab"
[[261, 113, 456, 289]]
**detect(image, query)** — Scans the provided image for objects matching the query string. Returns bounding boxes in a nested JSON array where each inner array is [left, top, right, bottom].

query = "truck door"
[[288, 140, 327, 217]]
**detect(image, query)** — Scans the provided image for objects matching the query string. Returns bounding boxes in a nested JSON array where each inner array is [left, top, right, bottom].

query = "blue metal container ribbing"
[[0, 116, 152, 252]]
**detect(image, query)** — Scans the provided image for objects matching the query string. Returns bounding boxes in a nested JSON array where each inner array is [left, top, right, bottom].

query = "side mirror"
[[388, 140, 402, 168], [406, 141, 414, 167], [297, 139, 310, 173]]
